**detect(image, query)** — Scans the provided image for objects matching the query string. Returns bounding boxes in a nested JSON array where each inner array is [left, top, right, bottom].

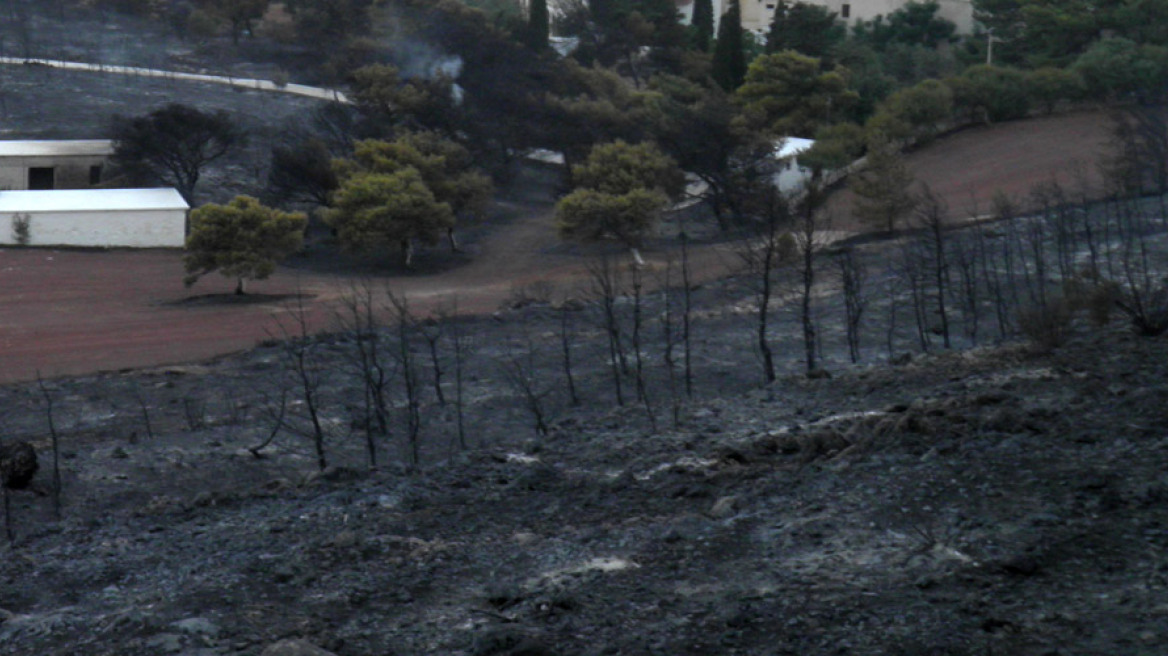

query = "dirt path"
[[0, 111, 1114, 384]]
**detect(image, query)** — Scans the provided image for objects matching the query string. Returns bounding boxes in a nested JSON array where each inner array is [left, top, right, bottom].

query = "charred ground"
[[1, 294, 1167, 655]]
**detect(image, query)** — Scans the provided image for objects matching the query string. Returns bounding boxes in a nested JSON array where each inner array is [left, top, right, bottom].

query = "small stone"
[[171, 617, 220, 639], [708, 496, 739, 519], [260, 639, 339, 656], [333, 530, 358, 549], [145, 633, 185, 654], [513, 532, 539, 546], [110, 446, 129, 460]]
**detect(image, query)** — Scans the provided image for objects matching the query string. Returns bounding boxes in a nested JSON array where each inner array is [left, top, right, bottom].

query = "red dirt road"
[[0, 111, 1115, 384], [824, 110, 1113, 225]]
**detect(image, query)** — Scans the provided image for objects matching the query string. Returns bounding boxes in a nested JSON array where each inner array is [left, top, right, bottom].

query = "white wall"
[[1, 209, 187, 248], [0, 155, 109, 190], [773, 160, 814, 194], [738, 0, 975, 36]]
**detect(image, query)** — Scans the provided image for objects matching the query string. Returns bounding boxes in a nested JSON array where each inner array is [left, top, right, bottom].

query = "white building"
[[773, 137, 816, 193], [0, 140, 114, 191], [675, 0, 975, 38], [0, 188, 189, 248]]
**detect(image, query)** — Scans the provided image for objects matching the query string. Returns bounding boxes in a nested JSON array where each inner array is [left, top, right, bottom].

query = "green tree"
[[325, 168, 455, 267], [646, 74, 766, 227], [556, 187, 669, 260], [866, 77, 953, 142], [342, 135, 493, 218], [556, 140, 683, 264], [265, 138, 339, 208], [111, 103, 246, 204], [765, 1, 845, 59], [349, 63, 462, 135], [526, 0, 549, 50], [184, 196, 307, 295], [850, 136, 917, 233], [1026, 67, 1084, 114], [206, 0, 269, 44], [735, 51, 858, 137], [336, 134, 494, 251], [1073, 38, 1168, 100], [711, 0, 747, 92], [946, 64, 1031, 124], [570, 139, 686, 198], [853, 1, 956, 50], [799, 121, 865, 172], [973, 0, 1161, 67], [282, 0, 372, 50], [691, 0, 714, 51]]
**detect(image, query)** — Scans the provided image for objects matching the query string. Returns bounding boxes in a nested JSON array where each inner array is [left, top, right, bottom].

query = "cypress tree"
[[711, 0, 746, 92], [527, 0, 549, 50], [691, 0, 715, 52]]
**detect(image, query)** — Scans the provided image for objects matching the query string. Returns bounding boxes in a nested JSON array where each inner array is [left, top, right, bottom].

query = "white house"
[[0, 188, 189, 248], [773, 137, 816, 193], [0, 140, 114, 191]]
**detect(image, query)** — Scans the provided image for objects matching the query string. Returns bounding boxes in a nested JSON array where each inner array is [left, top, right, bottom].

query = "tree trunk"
[[235, 278, 246, 295]]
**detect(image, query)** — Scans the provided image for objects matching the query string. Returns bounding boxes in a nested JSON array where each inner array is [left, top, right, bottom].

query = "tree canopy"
[[850, 136, 918, 233], [184, 196, 307, 294], [765, 1, 845, 59], [711, 0, 747, 92], [111, 103, 245, 204], [338, 134, 494, 220], [690, 0, 714, 52], [556, 140, 683, 262], [853, 1, 956, 50], [736, 51, 858, 137], [325, 168, 455, 266]]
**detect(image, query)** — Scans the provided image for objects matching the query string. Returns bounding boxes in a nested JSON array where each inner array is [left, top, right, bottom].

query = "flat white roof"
[[0, 139, 115, 158], [0, 188, 189, 213], [774, 137, 815, 160]]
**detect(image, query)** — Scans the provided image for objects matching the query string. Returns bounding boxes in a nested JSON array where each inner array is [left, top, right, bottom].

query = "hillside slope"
[[2, 321, 1166, 655]]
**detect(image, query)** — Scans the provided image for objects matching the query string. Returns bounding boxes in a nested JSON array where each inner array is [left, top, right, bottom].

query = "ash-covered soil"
[[2, 301, 1166, 655]]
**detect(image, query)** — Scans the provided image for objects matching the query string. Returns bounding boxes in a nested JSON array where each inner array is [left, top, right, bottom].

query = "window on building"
[[28, 167, 54, 190], [841, 4, 850, 18], [89, 164, 103, 186]]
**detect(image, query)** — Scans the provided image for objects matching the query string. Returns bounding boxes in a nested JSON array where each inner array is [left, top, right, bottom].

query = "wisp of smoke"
[[392, 39, 464, 82]]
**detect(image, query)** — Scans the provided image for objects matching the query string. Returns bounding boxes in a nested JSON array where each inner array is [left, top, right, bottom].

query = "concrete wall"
[[1, 209, 187, 248], [0, 155, 107, 190]]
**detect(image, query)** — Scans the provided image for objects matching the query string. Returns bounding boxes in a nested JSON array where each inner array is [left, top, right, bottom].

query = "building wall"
[[737, 0, 975, 37], [0, 154, 108, 191], [0, 209, 187, 248]]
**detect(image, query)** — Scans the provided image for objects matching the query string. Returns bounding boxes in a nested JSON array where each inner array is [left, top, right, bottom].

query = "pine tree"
[[527, 0, 549, 50], [851, 137, 918, 234], [711, 0, 746, 92], [691, 0, 714, 52]]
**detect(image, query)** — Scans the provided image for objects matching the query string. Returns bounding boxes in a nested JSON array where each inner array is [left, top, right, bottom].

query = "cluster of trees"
[[100, 0, 1168, 290]]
